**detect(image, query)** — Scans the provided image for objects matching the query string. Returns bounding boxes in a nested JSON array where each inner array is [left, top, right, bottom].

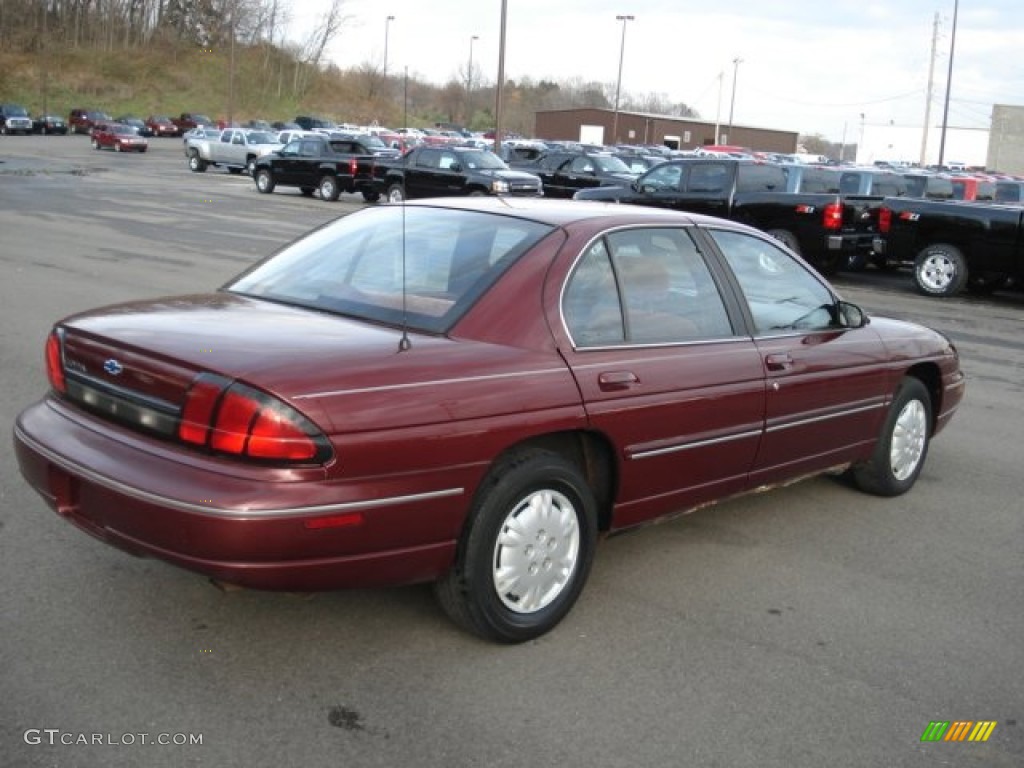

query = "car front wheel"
[[188, 151, 207, 173], [851, 377, 932, 497], [254, 169, 275, 193], [434, 448, 598, 643], [914, 243, 967, 297]]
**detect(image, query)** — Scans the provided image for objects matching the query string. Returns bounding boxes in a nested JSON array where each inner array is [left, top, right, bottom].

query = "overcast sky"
[[289, 0, 1024, 141]]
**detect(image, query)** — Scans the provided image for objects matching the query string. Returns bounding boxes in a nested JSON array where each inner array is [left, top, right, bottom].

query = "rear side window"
[[563, 227, 734, 347], [735, 164, 786, 192]]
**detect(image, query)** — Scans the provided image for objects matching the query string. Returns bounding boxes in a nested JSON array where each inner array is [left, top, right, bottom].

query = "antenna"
[[397, 201, 412, 352]]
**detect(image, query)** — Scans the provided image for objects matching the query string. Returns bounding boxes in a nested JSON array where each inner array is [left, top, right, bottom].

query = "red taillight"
[[823, 201, 843, 231], [879, 207, 892, 233], [45, 331, 66, 393], [178, 376, 328, 463], [179, 376, 227, 446], [349, 157, 358, 176]]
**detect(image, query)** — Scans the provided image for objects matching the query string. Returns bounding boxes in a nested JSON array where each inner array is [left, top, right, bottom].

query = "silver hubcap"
[[258, 174, 269, 191], [388, 189, 403, 203], [890, 399, 927, 481], [919, 253, 956, 292], [492, 489, 580, 614]]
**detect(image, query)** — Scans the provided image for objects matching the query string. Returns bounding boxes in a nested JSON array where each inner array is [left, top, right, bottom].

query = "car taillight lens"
[[178, 375, 330, 464], [45, 330, 66, 393], [823, 201, 843, 231], [879, 207, 892, 233], [349, 157, 358, 176]]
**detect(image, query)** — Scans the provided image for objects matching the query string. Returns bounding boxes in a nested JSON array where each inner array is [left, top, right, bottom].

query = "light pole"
[[467, 35, 479, 127], [493, 0, 507, 154], [938, 0, 958, 167], [727, 57, 742, 143], [383, 15, 395, 81], [611, 14, 634, 145]]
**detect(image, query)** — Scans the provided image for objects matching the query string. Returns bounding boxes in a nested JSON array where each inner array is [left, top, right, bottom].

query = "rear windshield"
[[226, 206, 554, 334]]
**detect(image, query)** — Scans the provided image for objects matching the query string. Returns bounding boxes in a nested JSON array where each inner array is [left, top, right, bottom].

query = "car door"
[[554, 225, 767, 529], [406, 148, 440, 197], [702, 226, 891, 486]]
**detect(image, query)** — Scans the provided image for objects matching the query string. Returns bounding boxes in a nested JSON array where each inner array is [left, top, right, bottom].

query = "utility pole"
[[920, 12, 939, 166], [493, 0, 507, 154], [714, 70, 723, 145], [611, 15, 634, 145]]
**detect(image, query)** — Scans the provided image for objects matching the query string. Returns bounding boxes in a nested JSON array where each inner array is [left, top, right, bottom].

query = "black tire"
[[913, 243, 967, 297], [766, 228, 801, 255], [362, 190, 381, 203], [319, 175, 340, 202], [434, 448, 598, 643], [851, 378, 932, 497], [254, 168, 275, 194], [300, 187, 315, 197], [188, 151, 207, 173], [245, 156, 257, 176], [468, 189, 487, 197], [845, 251, 871, 272], [386, 183, 406, 203]]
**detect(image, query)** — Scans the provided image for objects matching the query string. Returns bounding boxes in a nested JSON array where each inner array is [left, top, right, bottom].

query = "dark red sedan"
[[91, 122, 149, 153], [14, 199, 965, 642]]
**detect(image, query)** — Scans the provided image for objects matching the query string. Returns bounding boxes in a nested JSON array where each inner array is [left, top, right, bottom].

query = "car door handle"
[[765, 353, 794, 371], [598, 371, 639, 391]]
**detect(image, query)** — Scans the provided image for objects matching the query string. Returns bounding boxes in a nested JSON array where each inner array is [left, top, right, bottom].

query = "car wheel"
[[115, 143, 122, 152], [362, 190, 381, 203], [851, 377, 931, 497], [188, 151, 207, 173], [387, 184, 406, 203], [319, 175, 340, 202], [255, 169, 275, 194], [434, 448, 598, 643], [846, 252, 871, 272], [91, 138, 100, 150], [468, 189, 487, 197], [0, 125, 7, 136], [914, 243, 967, 297], [766, 228, 801, 255], [245, 157, 256, 176]]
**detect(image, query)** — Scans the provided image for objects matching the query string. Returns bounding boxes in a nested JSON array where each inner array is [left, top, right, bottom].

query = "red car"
[[91, 122, 149, 153], [14, 199, 964, 642], [145, 114, 179, 137]]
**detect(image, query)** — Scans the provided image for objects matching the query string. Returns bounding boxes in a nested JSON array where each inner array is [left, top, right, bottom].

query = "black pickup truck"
[[873, 197, 1024, 296], [371, 145, 543, 202], [573, 158, 878, 274], [252, 134, 379, 202]]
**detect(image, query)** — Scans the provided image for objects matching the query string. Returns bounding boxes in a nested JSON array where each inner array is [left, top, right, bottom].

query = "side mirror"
[[448, 162, 462, 173], [837, 301, 868, 329]]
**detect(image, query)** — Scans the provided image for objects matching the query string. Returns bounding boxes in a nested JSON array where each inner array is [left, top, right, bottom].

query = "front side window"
[[709, 229, 836, 334], [564, 227, 734, 347]]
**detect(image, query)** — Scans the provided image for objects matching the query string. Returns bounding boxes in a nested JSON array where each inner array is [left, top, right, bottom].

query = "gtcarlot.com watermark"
[[24, 729, 203, 746]]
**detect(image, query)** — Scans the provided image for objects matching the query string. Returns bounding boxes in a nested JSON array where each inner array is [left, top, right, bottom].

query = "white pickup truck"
[[184, 128, 282, 175]]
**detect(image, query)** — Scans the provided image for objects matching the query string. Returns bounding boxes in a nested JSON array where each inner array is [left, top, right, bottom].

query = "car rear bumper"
[[13, 398, 462, 590]]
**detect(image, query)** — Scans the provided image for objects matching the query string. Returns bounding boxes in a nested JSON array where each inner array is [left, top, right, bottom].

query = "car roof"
[[401, 196, 741, 231]]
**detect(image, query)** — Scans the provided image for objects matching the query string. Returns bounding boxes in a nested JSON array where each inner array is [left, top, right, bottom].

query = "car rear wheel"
[[91, 138, 100, 150], [914, 243, 967, 297], [851, 377, 931, 497], [766, 228, 801, 254], [254, 169, 275, 193], [434, 448, 598, 643], [114, 143, 122, 152], [319, 175, 340, 202], [387, 184, 406, 203]]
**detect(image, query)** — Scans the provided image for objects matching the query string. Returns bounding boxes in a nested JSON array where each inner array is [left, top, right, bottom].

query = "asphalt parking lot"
[[1, 135, 1022, 768]]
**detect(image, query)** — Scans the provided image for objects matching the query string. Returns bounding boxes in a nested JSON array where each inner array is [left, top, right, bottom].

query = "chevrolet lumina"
[[13, 199, 965, 642]]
